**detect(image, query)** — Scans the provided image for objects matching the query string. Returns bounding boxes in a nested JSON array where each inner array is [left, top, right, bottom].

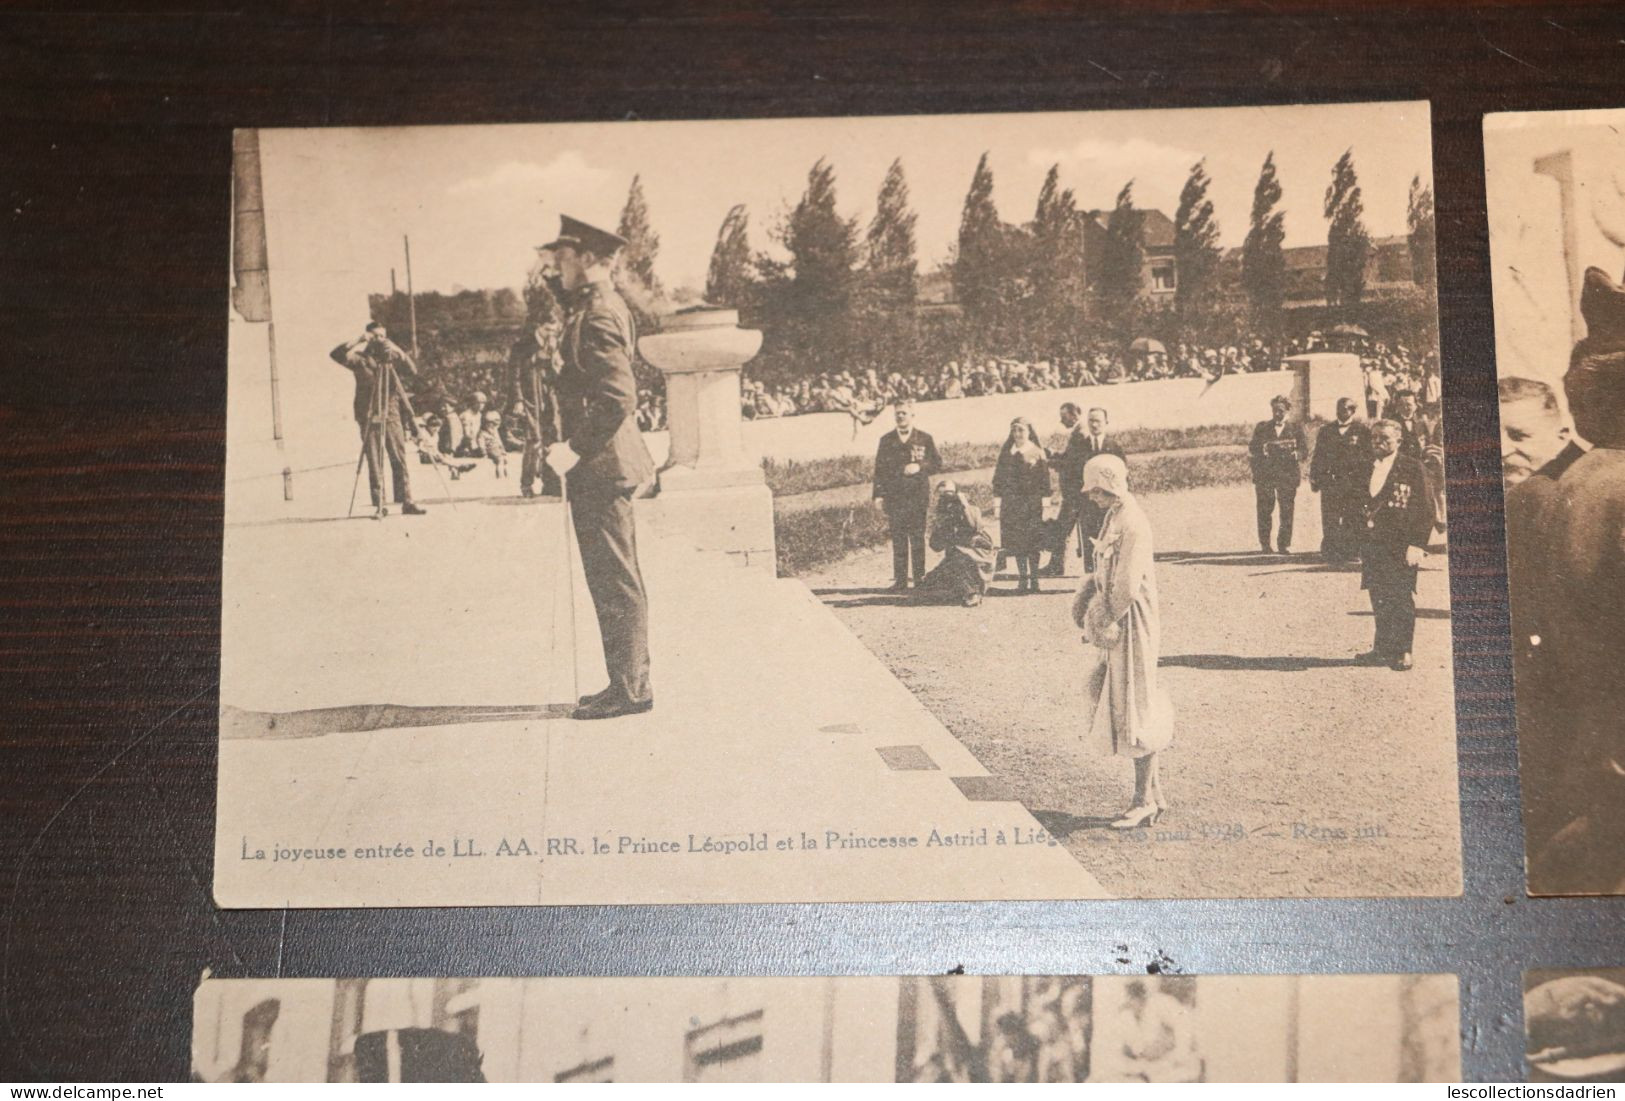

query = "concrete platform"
[[215, 471, 1106, 906]]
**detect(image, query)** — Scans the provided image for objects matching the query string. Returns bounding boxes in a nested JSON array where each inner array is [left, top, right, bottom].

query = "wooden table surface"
[[1, 1, 1620, 1082]]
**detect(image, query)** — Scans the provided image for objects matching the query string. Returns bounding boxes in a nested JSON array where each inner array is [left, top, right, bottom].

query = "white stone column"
[[1285, 353, 1364, 423], [638, 307, 776, 570]]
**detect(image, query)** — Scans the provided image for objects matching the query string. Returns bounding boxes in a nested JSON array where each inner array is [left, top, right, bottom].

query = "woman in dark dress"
[[993, 416, 1051, 593]]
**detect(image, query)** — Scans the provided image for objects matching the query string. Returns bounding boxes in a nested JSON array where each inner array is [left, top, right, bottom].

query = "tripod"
[[345, 346, 451, 518]]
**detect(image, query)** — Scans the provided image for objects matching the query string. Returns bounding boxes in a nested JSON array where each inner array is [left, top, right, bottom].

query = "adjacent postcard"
[[193, 973, 1460, 1083], [1525, 969, 1625, 1083], [219, 101, 1461, 906], [1485, 110, 1625, 895]]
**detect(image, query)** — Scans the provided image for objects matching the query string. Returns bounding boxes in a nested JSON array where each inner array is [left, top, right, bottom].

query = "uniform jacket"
[[1359, 452, 1434, 591], [1249, 418, 1307, 487], [1051, 427, 1125, 498], [331, 338, 417, 426], [557, 279, 657, 494], [1310, 418, 1372, 492], [872, 428, 942, 530]]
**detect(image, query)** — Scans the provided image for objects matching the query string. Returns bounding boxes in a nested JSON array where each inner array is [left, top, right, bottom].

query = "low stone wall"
[[738, 366, 1356, 464], [227, 363, 1366, 521]]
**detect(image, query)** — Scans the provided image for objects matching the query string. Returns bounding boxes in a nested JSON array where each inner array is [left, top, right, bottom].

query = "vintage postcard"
[[1524, 968, 1625, 1083], [218, 101, 1460, 906], [1485, 110, 1625, 896], [193, 973, 1460, 1083]]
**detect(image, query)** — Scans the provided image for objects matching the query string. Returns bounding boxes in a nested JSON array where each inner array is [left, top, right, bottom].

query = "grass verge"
[[762, 422, 1250, 497], [775, 447, 1252, 577]]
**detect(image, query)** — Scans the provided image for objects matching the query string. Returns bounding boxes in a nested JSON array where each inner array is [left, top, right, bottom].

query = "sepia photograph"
[[1524, 969, 1625, 1083], [217, 101, 1461, 907], [192, 973, 1460, 1083], [1486, 110, 1625, 896]]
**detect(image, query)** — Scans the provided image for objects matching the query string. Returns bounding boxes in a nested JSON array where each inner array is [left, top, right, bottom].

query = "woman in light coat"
[[1072, 453, 1174, 828]]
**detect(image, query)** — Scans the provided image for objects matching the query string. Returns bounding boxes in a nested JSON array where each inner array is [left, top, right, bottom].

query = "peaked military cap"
[[541, 214, 628, 257]]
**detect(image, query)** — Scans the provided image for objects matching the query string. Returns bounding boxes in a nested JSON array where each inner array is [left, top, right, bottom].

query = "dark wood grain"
[[2, 2, 1623, 1082]]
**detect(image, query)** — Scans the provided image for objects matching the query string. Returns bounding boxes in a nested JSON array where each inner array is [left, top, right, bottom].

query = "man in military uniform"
[[1248, 394, 1306, 554], [331, 321, 427, 519], [1356, 420, 1434, 672], [872, 401, 943, 590], [507, 319, 563, 497], [539, 216, 657, 721], [1309, 396, 1371, 562], [1042, 404, 1123, 576]]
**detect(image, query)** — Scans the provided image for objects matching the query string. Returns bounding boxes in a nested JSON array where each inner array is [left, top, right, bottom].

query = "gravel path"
[[806, 480, 1462, 899]]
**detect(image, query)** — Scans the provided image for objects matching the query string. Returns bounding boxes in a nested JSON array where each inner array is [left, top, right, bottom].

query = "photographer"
[[331, 322, 426, 518]]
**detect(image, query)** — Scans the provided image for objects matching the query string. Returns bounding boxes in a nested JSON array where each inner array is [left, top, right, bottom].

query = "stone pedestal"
[[1284, 352, 1366, 423], [639, 307, 775, 570]]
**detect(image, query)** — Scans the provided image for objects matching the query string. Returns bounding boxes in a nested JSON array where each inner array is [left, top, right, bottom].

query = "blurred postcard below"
[[1486, 109, 1625, 896], [217, 101, 1461, 907], [194, 973, 1460, 1083]]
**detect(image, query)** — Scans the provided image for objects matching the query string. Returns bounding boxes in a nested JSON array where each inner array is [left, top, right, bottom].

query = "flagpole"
[[404, 234, 419, 360]]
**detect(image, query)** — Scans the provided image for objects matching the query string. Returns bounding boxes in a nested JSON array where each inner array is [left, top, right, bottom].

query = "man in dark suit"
[[1390, 387, 1446, 532], [540, 215, 657, 721], [1309, 396, 1371, 562], [1356, 420, 1434, 672], [1248, 393, 1307, 554], [1519, 267, 1625, 893], [1043, 404, 1124, 576], [1499, 375, 1584, 493], [1499, 375, 1589, 881], [873, 401, 942, 589], [331, 323, 427, 519]]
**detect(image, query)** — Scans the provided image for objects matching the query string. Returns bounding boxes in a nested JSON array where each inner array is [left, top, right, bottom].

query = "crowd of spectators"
[[730, 332, 1440, 423], [415, 331, 1438, 441]]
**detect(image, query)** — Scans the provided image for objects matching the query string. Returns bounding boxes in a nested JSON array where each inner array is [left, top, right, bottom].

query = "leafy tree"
[[1242, 151, 1287, 332], [1407, 174, 1437, 290], [1173, 159, 1222, 320], [753, 158, 859, 373], [782, 158, 859, 319], [615, 174, 665, 326], [853, 158, 922, 371], [1324, 149, 1372, 308], [616, 174, 662, 293], [1028, 164, 1087, 354], [954, 152, 1007, 339], [1096, 181, 1144, 330], [704, 203, 754, 307], [863, 158, 919, 309]]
